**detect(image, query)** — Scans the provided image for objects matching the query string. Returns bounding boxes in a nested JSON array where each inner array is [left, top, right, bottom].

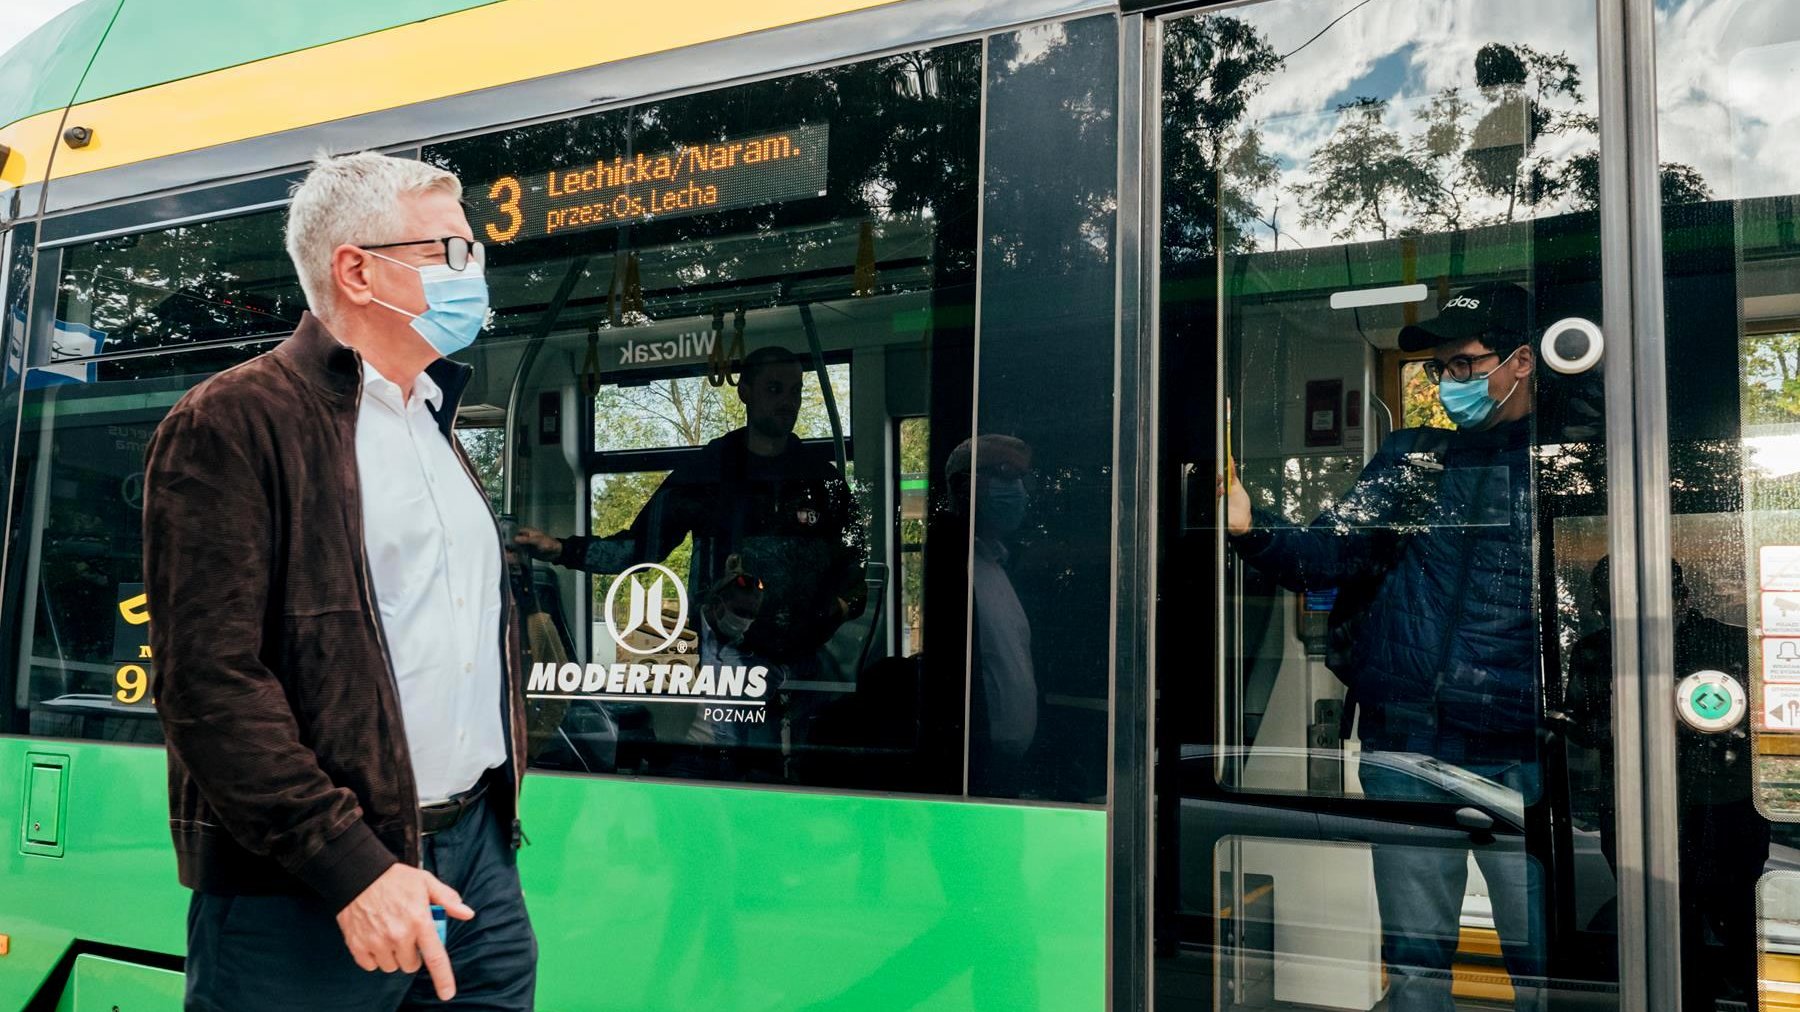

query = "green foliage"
[[1400, 361, 1455, 431], [1745, 332, 1800, 425], [454, 427, 505, 510]]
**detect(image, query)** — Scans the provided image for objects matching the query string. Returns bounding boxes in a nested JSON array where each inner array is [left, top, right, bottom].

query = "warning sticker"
[[1766, 593, 1800, 637], [1763, 546, 1800, 592], [1767, 684, 1800, 731], [1768, 639, 1800, 684]]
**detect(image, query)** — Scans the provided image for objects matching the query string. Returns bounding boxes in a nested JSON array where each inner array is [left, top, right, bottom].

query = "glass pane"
[[593, 362, 849, 453], [52, 210, 303, 359], [1656, 1, 1800, 1006], [898, 416, 929, 656], [455, 426, 504, 511], [2, 348, 262, 740], [969, 14, 1117, 802], [428, 40, 982, 795], [1157, 0, 1615, 1007]]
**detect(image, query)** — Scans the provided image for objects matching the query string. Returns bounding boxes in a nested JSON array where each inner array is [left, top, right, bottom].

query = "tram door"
[[1153, 0, 1626, 1008]]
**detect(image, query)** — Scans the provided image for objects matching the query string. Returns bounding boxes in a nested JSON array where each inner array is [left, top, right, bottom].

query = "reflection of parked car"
[[1177, 746, 1800, 1000]]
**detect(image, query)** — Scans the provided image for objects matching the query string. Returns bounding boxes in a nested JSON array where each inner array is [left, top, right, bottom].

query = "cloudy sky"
[[1178, 0, 1800, 249], [0, 0, 84, 63]]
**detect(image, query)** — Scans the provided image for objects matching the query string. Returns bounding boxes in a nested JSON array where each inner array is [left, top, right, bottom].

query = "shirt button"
[[456, 597, 465, 608], [464, 663, 473, 673]]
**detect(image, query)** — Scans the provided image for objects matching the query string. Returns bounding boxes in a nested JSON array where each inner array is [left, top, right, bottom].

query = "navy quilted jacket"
[[1232, 419, 1537, 763]]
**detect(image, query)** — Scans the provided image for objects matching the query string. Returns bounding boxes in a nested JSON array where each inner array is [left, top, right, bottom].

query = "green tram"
[[3, 0, 1800, 1009]]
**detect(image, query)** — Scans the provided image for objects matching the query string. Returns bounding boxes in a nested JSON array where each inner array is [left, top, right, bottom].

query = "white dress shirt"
[[356, 360, 506, 804], [972, 537, 1036, 756]]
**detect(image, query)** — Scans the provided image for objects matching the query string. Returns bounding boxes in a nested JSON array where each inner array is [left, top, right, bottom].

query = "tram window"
[[897, 416, 928, 655], [426, 41, 982, 795], [0, 348, 262, 741], [51, 209, 303, 360], [959, 14, 1120, 802], [594, 364, 849, 453], [455, 425, 504, 511]]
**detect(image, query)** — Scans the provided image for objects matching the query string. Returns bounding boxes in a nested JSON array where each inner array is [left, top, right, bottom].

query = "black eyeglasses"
[[1422, 351, 1501, 385], [361, 236, 484, 272]]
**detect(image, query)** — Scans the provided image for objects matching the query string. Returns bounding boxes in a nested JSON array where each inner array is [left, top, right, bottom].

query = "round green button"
[[1690, 682, 1732, 721]]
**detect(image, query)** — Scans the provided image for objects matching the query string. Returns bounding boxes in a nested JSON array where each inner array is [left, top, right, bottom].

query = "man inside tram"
[[1221, 281, 1544, 1011], [514, 345, 866, 780]]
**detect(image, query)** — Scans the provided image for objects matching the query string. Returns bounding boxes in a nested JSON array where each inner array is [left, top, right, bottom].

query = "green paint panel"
[[0, 738, 1107, 1010], [0, 0, 118, 131], [0, 740, 185, 1010], [71, 0, 503, 107], [518, 775, 1106, 1010], [65, 954, 184, 1012]]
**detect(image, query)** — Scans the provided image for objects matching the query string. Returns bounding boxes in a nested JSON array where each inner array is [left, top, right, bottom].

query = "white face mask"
[[714, 609, 754, 642], [365, 249, 490, 357]]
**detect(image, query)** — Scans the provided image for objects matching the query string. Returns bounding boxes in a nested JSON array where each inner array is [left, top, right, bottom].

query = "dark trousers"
[[185, 794, 536, 1011]]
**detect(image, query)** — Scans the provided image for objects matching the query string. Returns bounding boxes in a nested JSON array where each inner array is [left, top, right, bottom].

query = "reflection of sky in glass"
[[1747, 434, 1800, 478], [1658, 0, 1800, 201], [1214, 0, 1601, 248]]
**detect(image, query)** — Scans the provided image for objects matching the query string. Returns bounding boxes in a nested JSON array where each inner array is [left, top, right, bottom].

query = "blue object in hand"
[[430, 904, 447, 945]]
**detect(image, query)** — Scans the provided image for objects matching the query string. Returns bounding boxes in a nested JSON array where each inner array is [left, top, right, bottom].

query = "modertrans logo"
[[526, 563, 768, 718]]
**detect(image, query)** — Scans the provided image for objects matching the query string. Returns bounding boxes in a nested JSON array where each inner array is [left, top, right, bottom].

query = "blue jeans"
[[184, 793, 536, 1011], [1361, 758, 1546, 1012]]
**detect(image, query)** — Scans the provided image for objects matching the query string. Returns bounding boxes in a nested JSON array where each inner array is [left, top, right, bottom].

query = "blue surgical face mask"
[[976, 477, 1029, 538], [367, 250, 490, 357], [1438, 347, 1523, 430]]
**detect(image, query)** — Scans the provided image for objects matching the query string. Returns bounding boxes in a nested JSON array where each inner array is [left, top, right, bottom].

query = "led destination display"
[[469, 123, 830, 244]]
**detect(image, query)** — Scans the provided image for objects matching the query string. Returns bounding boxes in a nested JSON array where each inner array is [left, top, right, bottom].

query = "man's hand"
[[1217, 458, 1252, 537], [336, 864, 475, 1000], [513, 527, 563, 561]]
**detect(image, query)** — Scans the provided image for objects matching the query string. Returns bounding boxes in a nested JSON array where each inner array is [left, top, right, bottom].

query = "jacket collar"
[[274, 311, 473, 436]]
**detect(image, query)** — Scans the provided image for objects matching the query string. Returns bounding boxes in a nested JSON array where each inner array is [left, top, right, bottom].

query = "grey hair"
[[284, 151, 462, 315]]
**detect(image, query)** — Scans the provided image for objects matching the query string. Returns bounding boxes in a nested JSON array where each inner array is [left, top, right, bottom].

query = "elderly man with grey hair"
[[142, 151, 535, 1010]]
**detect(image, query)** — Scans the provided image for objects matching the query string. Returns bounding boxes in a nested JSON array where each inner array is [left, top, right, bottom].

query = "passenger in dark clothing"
[[1222, 282, 1545, 1012], [515, 347, 866, 778], [1566, 557, 1767, 1010]]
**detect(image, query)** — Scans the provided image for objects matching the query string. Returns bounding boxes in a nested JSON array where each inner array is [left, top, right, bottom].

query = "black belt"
[[419, 779, 488, 836]]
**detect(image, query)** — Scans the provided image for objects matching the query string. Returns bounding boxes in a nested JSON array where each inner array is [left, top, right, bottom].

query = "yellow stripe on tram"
[[1, 0, 900, 189], [0, 109, 64, 188], [1765, 951, 1800, 1011]]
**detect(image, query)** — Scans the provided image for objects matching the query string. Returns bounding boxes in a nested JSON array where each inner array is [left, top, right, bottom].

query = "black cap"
[[1397, 281, 1531, 353]]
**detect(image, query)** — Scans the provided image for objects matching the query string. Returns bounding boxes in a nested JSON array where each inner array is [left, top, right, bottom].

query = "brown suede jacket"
[[142, 312, 527, 911]]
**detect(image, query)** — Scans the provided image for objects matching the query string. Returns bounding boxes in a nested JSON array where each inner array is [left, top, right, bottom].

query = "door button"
[[1677, 670, 1746, 733], [1541, 318, 1604, 374]]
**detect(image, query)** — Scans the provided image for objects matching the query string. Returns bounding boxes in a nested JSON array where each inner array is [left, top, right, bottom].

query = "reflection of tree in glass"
[[56, 211, 303, 357], [983, 21, 1124, 271], [1283, 42, 1713, 241], [424, 43, 979, 338], [1161, 16, 1284, 261]]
